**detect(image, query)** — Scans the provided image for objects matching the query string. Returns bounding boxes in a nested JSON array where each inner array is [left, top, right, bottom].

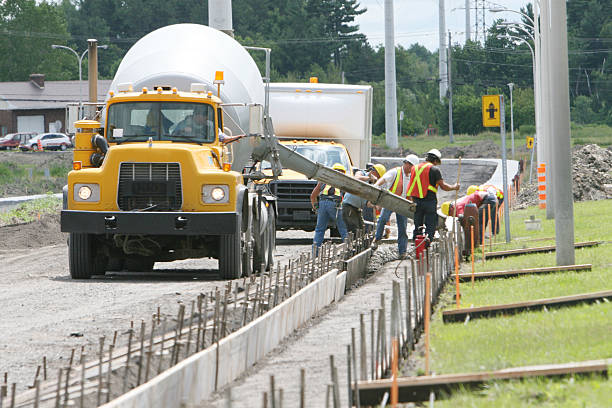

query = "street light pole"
[[51, 43, 108, 119], [508, 82, 514, 158]]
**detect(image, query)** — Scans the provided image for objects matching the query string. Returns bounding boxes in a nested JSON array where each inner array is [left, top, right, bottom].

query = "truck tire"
[[219, 217, 242, 280], [69, 233, 100, 279], [266, 207, 276, 270]]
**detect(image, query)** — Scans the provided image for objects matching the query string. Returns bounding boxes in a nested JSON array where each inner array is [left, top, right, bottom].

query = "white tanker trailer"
[[61, 23, 418, 280]]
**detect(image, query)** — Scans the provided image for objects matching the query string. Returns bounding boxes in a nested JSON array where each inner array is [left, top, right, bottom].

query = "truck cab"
[[262, 139, 353, 231]]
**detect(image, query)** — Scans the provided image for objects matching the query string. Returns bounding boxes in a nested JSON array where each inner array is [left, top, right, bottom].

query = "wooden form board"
[[442, 290, 612, 323], [457, 264, 592, 282], [355, 360, 608, 404], [484, 241, 600, 259]]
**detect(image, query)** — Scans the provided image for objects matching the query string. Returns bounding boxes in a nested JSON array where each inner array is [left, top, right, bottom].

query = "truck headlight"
[[202, 185, 230, 204], [74, 183, 100, 202]]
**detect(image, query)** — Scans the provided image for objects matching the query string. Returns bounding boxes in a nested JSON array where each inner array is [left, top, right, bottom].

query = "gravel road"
[[0, 230, 312, 393]]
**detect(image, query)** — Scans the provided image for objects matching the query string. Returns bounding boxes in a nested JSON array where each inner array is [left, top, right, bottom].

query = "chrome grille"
[[117, 162, 182, 211], [270, 180, 318, 201]]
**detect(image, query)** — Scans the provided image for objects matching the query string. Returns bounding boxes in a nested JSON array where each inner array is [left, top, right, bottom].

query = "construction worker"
[[310, 163, 348, 253], [341, 164, 386, 234], [407, 149, 459, 242], [371, 154, 420, 258], [362, 164, 387, 233], [440, 190, 490, 218], [468, 184, 502, 235]]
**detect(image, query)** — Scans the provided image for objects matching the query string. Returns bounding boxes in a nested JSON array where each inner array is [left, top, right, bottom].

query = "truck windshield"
[[107, 102, 216, 143], [262, 144, 351, 172]]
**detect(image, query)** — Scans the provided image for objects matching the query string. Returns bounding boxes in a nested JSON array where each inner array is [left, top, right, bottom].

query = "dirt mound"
[[440, 140, 501, 159], [571, 144, 612, 201], [515, 144, 612, 209], [0, 213, 66, 250]]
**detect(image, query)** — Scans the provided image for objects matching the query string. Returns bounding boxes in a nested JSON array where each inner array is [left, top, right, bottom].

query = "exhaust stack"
[[208, 0, 234, 37]]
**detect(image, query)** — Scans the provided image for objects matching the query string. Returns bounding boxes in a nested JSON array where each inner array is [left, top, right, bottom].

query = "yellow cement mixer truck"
[[61, 23, 417, 280]]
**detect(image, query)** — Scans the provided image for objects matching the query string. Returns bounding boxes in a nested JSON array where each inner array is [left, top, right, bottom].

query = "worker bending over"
[[440, 190, 490, 218], [468, 184, 502, 235], [310, 163, 348, 254], [407, 149, 459, 243], [371, 154, 420, 258], [341, 164, 386, 234]]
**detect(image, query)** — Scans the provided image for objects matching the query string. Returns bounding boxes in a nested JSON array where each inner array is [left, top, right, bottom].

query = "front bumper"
[[61, 210, 238, 235]]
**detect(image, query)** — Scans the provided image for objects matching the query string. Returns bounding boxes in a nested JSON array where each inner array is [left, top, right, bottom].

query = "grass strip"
[[0, 195, 61, 226]]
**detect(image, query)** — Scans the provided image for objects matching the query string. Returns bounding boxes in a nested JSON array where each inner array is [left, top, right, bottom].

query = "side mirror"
[[248, 104, 263, 135]]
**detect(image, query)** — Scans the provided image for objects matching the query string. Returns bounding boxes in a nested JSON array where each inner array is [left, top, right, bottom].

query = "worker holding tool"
[[407, 149, 459, 243], [310, 163, 348, 254], [371, 154, 420, 258], [341, 164, 386, 234]]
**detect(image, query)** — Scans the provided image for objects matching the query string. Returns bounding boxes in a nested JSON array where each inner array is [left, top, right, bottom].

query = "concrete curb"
[[101, 268, 344, 408]]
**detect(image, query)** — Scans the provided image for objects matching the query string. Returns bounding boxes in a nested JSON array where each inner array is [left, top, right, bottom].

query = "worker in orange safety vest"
[[407, 149, 459, 242]]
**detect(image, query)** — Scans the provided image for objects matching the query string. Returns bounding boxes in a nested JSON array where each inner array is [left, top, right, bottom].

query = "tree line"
[[0, 0, 610, 136]]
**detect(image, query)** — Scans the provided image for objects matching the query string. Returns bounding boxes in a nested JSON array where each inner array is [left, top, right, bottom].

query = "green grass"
[[422, 199, 612, 404], [0, 195, 61, 226], [430, 302, 612, 373], [434, 376, 612, 407], [0, 162, 70, 196], [571, 123, 612, 148]]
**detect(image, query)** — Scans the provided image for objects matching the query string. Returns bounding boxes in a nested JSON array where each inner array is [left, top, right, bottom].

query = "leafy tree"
[[0, 0, 74, 81]]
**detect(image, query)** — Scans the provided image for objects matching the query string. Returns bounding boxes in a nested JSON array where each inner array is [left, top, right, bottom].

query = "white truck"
[[265, 82, 373, 231]]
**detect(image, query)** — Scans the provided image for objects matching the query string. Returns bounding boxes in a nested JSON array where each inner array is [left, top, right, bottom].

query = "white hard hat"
[[403, 154, 420, 166], [427, 148, 442, 160]]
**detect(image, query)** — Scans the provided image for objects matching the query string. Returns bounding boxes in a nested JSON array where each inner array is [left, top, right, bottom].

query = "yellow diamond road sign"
[[526, 136, 534, 149], [482, 95, 501, 127]]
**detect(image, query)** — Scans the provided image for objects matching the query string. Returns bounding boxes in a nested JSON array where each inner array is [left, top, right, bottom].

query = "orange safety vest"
[[389, 167, 404, 196], [407, 162, 438, 198]]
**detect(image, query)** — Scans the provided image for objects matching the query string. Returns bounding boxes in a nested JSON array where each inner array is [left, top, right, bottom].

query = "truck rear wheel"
[[69, 233, 105, 279]]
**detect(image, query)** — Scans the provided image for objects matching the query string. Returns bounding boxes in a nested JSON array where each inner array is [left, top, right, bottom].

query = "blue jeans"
[[412, 197, 438, 241], [313, 199, 347, 248], [375, 208, 408, 256]]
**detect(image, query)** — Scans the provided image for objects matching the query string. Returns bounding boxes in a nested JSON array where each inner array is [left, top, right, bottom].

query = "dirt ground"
[[0, 229, 312, 394]]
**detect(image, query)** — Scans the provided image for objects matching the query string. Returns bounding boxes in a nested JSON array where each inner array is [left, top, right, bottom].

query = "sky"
[[355, 0, 532, 51]]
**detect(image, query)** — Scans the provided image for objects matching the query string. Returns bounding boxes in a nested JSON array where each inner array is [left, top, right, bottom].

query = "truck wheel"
[[219, 216, 242, 279], [125, 257, 155, 272], [69, 233, 100, 279]]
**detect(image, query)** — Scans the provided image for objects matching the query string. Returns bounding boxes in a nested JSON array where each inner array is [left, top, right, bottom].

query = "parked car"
[[20, 133, 72, 151], [0, 132, 37, 150]]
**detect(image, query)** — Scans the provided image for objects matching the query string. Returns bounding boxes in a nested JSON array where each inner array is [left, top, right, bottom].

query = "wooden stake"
[[454, 246, 460, 308], [488, 205, 493, 252], [470, 225, 475, 289], [391, 338, 399, 407], [425, 273, 431, 376], [481, 208, 486, 264]]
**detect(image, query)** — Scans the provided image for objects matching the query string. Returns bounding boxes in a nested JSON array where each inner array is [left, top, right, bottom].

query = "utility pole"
[[541, 0, 554, 219], [548, 1, 575, 265], [465, 0, 471, 42], [508, 82, 515, 158], [384, 0, 398, 148], [438, 0, 447, 101], [448, 32, 454, 143]]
